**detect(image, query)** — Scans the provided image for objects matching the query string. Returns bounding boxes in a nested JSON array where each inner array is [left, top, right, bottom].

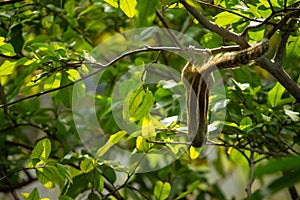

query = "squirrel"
[[182, 39, 269, 147]]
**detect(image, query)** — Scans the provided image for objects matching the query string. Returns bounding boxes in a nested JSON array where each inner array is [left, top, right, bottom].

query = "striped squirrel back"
[[182, 39, 269, 147]]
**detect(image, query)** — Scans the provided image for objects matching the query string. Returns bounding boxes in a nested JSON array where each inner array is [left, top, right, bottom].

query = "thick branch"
[[257, 57, 300, 102], [179, 0, 248, 48]]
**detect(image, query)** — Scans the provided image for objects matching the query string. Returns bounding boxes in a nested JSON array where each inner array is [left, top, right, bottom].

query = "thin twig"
[[155, 8, 183, 48], [196, 0, 264, 23], [267, 0, 275, 13], [266, 9, 300, 38]]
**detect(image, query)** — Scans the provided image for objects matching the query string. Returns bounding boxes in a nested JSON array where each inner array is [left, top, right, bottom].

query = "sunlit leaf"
[[128, 86, 154, 121], [31, 138, 51, 160], [136, 136, 151, 152], [215, 12, 242, 27], [267, 82, 285, 107], [36, 166, 57, 188], [120, 0, 137, 18], [22, 188, 40, 200], [104, 0, 118, 8], [104, 0, 137, 18], [141, 114, 156, 137], [239, 117, 252, 131], [0, 60, 17, 76], [189, 146, 200, 160], [0, 37, 16, 56], [154, 181, 171, 200], [96, 131, 127, 157], [80, 157, 94, 173]]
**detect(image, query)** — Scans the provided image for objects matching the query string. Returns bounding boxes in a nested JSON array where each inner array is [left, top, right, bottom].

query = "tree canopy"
[[0, 0, 300, 199]]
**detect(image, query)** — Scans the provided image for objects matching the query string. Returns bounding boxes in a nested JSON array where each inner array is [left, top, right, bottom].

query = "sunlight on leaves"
[[96, 131, 127, 157], [31, 138, 51, 161], [154, 181, 171, 200], [189, 146, 200, 160]]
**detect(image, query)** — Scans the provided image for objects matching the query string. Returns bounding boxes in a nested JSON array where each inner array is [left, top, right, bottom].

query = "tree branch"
[[0, 0, 24, 6], [256, 57, 300, 102], [274, 18, 298, 64], [266, 9, 300, 39], [179, 0, 248, 48]]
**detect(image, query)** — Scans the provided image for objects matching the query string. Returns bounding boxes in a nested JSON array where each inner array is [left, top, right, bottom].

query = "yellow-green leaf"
[[0, 37, 16, 56], [96, 131, 127, 157], [136, 136, 152, 152], [0, 60, 16, 76], [141, 114, 156, 138], [189, 146, 200, 160], [267, 82, 285, 107], [104, 0, 137, 18], [31, 138, 51, 160], [239, 117, 253, 131], [215, 12, 242, 27], [22, 188, 40, 200], [80, 157, 94, 173], [154, 181, 171, 200], [120, 0, 137, 18], [104, 0, 118, 8]]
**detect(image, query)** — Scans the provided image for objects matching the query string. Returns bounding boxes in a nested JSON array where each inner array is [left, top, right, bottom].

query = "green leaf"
[[104, 0, 137, 18], [239, 117, 253, 131], [23, 188, 40, 200], [254, 156, 300, 177], [136, 136, 152, 152], [42, 14, 54, 29], [141, 114, 156, 137], [154, 181, 171, 200], [128, 87, 154, 121], [267, 82, 285, 107], [88, 170, 104, 192], [80, 157, 94, 173], [176, 180, 200, 199], [104, 0, 118, 8], [0, 60, 17, 76], [215, 12, 242, 27], [31, 138, 51, 160], [59, 195, 73, 200], [250, 168, 300, 199], [57, 163, 72, 183], [44, 72, 62, 90], [223, 121, 239, 128], [0, 57, 31, 77], [59, 71, 73, 108], [6, 23, 24, 53], [36, 165, 57, 188], [135, 0, 157, 27], [66, 173, 89, 198], [267, 169, 300, 194], [96, 131, 127, 157], [120, 0, 137, 18], [0, 37, 16, 56]]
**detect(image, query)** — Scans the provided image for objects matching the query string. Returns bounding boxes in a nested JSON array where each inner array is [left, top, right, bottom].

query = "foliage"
[[0, 0, 299, 199]]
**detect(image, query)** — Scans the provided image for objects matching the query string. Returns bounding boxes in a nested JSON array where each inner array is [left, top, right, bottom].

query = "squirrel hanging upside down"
[[181, 39, 269, 147]]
